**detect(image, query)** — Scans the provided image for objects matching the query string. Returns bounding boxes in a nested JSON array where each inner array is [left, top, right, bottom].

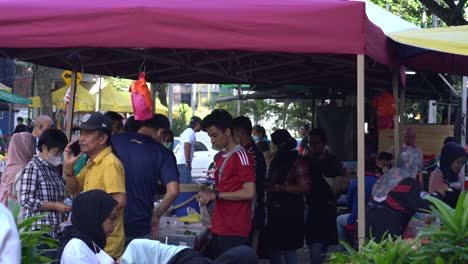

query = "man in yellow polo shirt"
[[62, 112, 126, 259]]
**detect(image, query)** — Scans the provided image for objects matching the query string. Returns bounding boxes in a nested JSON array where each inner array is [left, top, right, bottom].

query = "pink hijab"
[[0, 132, 36, 205]]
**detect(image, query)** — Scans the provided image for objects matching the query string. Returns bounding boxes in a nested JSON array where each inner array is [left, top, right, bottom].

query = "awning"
[[387, 25, 468, 75], [0, 88, 32, 104], [388, 25, 468, 56]]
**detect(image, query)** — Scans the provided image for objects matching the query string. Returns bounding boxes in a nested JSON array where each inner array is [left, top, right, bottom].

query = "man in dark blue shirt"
[[232, 116, 267, 250], [111, 115, 179, 245]]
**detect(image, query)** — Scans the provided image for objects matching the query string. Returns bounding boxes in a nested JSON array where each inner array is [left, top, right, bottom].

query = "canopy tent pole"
[[168, 84, 174, 128], [8, 103, 12, 136], [95, 77, 101, 112], [237, 84, 241, 116], [393, 71, 400, 160], [66, 66, 78, 141], [357, 54, 366, 248], [462, 76, 467, 191], [400, 87, 405, 148]]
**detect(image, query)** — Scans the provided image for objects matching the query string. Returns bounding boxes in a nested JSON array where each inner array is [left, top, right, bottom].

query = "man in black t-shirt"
[[14, 117, 27, 134], [232, 116, 267, 251]]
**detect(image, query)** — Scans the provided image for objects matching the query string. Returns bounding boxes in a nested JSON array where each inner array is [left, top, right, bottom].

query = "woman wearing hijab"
[[398, 128, 424, 178], [61, 190, 258, 264], [61, 190, 118, 264], [429, 142, 467, 208], [366, 153, 449, 242], [263, 129, 309, 264], [0, 132, 36, 206]]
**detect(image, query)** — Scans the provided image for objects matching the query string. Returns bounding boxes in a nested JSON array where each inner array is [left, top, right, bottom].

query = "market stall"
[[2, 0, 467, 247]]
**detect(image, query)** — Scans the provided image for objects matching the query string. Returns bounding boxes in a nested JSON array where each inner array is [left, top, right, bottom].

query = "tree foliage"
[[370, 0, 467, 26], [103, 77, 132, 93], [206, 95, 315, 136]]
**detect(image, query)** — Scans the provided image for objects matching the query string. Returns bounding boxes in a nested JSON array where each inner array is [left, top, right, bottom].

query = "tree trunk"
[[33, 65, 54, 117], [418, 0, 468, 26]]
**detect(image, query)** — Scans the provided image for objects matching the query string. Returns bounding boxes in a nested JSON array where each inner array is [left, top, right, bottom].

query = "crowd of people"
[[0, 109, 465, 264]]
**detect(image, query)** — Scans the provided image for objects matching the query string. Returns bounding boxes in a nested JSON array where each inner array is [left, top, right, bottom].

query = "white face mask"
[[93, 242, 115, 264], [46, 153, 62, 167]]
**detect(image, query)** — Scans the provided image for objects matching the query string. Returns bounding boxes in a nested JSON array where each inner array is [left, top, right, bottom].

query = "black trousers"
[[203, 233, 248, 260], [169, 246, 258, 264]]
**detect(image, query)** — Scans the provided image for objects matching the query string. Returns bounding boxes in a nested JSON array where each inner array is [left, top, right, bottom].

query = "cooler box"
[[172, 184, 202, 217]]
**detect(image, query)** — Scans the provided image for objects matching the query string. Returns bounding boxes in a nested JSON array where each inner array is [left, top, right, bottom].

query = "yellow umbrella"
[[388, 25, 468, 56], [52, 85, 95, 112]]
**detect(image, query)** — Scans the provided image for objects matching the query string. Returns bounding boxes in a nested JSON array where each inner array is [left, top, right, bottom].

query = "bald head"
[[32, 115, 54, 138]]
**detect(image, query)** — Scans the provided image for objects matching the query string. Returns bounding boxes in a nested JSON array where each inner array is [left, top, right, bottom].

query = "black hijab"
[[71, 190, 117, 250], [439, 142, 467, 183], [268, 129, 298, 184]]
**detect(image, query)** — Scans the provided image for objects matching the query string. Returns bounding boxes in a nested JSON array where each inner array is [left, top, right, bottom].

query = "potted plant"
[[11, 203, 59, 263]]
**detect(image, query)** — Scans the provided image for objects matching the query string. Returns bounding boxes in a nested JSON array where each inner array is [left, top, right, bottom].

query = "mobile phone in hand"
[[70, 141, 81, 156]]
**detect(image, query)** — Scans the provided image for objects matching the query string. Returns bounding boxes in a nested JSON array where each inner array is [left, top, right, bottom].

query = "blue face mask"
[[253, 136, 259, 142]]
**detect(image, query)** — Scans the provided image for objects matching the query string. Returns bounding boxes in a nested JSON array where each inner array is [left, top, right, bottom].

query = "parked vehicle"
[[173, 132, 218, 178]]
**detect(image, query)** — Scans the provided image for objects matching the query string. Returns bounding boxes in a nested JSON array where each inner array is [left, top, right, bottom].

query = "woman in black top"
[[367, 154, 449, 242]]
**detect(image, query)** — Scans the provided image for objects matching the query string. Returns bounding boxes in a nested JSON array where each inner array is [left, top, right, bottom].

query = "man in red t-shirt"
[[198, 109, 256, 259]]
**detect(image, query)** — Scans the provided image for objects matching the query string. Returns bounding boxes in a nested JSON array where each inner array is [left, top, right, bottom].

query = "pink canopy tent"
[[0, 0, 394, 66], [0, 0, 398, 247]]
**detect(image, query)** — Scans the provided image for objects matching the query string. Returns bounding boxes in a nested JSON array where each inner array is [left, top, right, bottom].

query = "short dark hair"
[[189, 116, 202, 129], [252, 125, 266, 138], [38, 128, 68, 152], [376, 152, 393, 161], [308, 128, 327, 143], [27, 118, 32, 123], [142, 114, 170, 131], [17, 117, 24, 122], [201, 109, 233, 132], [443, 136, 456, 145], [301, 124, 310, 130], [123, 116, 141, 133], [232, 116, 253, 135], [165, 130, 174, 142], [104, 111, 124, 122]]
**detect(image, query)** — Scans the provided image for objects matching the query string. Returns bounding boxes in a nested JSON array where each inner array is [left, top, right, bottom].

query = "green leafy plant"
[[11, 203, 59, 264], [413, 192, 468, 264], [328, 235, 418, 264], [328, 193, 468, 264]]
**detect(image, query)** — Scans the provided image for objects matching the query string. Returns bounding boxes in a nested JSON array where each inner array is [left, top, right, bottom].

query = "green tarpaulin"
[[0, 89, 32, 104]]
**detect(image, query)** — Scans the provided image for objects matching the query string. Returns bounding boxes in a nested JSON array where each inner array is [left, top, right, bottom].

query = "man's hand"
[[63, 141, 83, 175], [150, 214, 160, 240], [54, 202, 72, 213], [185, 161, 192, 170], [197, 190, 215, 206]]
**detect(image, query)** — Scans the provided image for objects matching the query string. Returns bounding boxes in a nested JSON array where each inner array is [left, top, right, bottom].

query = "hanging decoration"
[[372, 91, 397, 129], [129, 72, 153, 120]]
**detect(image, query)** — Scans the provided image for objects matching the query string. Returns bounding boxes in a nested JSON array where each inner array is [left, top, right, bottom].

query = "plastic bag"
[[200, 204, 211, 228], [129, 72, 153, 120], [372, 91, 396, 118]]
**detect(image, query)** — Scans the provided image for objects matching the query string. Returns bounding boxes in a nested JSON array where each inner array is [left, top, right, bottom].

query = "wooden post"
[[168, 84, 174, 128], [393, 71, 400, 160], [357, 54, 366, 248], [65, 67, 78, 141], [400, 86, 406, 147], [462, 76, 467, 191]]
